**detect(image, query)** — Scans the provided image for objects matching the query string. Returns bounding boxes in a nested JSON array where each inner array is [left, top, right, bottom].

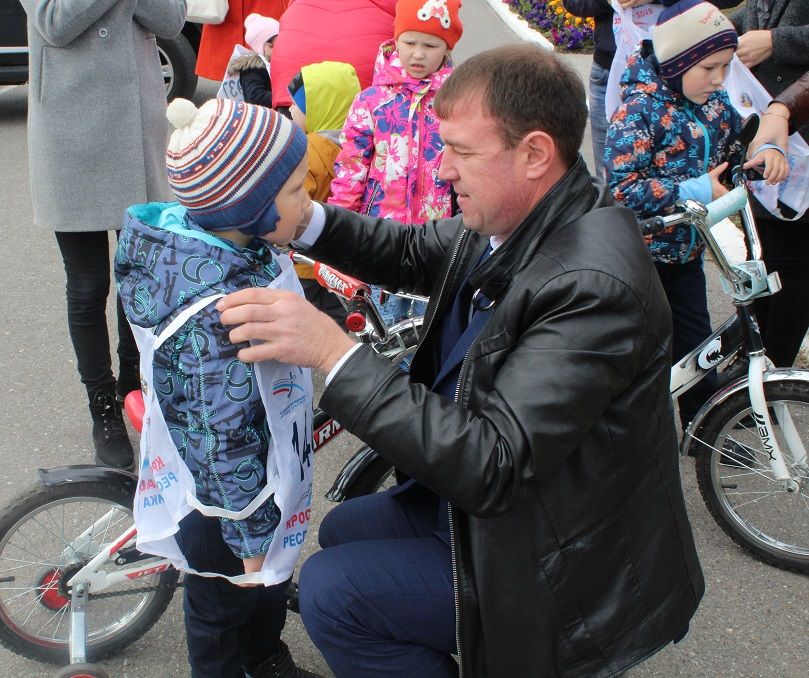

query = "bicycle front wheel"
[[0, 480, 178, 664], [693, 380, 809, 573]]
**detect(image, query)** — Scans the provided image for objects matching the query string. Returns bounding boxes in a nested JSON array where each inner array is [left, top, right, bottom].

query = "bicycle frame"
[[661, 172, 806, 491]]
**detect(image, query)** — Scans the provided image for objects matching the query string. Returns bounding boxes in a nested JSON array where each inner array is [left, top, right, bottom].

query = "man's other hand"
[[217, 288, 356, 374]]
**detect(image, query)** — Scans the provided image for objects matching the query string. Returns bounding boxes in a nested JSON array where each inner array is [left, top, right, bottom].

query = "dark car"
[[0, 1, 201, 100]]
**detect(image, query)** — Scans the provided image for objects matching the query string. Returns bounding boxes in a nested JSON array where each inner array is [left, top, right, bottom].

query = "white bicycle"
[[640, 117, 808, 574]]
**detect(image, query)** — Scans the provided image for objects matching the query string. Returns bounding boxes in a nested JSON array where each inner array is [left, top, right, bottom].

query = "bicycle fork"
[[744, 354, 805, 492]]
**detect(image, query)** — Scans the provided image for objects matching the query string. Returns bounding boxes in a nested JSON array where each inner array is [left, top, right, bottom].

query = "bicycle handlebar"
[[705, 186, 748, 227], [639, 186, 748, 235]]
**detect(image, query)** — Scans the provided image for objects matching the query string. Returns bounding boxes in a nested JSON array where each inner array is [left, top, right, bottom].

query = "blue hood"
[[115, 202, 280, 330]]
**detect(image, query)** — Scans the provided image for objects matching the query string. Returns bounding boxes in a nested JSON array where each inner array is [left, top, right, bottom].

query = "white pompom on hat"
[[244, 13, 280, 55]]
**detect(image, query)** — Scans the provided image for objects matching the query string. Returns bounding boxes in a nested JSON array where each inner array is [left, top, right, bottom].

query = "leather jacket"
[[309, 157, 704, 677]]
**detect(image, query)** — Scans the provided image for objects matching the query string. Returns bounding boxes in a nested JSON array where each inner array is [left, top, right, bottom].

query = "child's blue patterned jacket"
[[605, 42, 743, 264], [115, 202, 285, 560]]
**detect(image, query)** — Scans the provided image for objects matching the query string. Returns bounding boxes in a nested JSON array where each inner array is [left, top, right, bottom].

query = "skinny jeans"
[[55, 231, 138, 399]]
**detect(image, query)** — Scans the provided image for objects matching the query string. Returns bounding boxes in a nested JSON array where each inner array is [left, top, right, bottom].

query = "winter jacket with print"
[[226, 51, 272, 108], [328, 39, 453, 223], [116, 203, 285, 559], [605, 42, 743, 264]]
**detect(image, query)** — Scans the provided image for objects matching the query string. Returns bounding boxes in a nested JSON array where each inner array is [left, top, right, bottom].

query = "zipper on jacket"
[[421, 228, 468, 675], [449, 285, 488, 678], [682, 105, 712, 264], [419, 229, 469, 342]]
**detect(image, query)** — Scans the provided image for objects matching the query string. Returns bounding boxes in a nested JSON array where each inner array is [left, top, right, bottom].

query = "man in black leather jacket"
[[218, 45, 705, 678]]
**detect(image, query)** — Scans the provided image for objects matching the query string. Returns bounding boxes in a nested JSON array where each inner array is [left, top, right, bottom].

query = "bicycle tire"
[[693, 380, 809, 573], [341, 454, 397, 499], [0, 480, 178, 664]]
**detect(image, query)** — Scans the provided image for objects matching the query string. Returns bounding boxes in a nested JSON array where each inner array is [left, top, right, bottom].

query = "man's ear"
[[523, 131, 556, 180]]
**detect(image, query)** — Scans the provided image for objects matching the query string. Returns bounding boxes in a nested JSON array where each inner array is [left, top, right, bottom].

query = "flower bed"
[[504, 0, 595, 51]]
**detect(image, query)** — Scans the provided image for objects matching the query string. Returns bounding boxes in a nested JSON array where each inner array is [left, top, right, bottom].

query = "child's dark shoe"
[[252, 640, 322, 678]]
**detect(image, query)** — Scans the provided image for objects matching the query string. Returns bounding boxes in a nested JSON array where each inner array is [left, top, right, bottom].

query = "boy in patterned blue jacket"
[[605, 0, 768, 429], [115, 98, 319, 678]]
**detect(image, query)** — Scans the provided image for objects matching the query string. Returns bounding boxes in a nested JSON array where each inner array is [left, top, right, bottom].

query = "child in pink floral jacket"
[[328, 0, 463, 323]]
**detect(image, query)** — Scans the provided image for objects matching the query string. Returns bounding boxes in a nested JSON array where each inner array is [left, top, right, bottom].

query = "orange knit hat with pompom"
[[394, 0, 463, 50]]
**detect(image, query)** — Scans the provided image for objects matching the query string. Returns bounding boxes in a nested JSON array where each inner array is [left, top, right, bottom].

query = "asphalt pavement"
[[0, 0, 806, 676]]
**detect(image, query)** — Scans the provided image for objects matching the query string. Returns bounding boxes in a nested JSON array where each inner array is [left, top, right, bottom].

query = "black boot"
[[116, 364, 141, 403], [90, 390, 134, 470], [251, 641, 322, 678]]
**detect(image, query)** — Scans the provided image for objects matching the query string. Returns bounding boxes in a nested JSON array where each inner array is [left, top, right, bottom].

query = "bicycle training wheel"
[[693, 380, 809, 573], [0, 480, 178, 664]]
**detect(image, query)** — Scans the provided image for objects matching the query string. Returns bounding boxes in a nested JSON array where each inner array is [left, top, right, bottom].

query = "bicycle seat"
[[124, 390, 145, 434], [313, 263, 371, 300]]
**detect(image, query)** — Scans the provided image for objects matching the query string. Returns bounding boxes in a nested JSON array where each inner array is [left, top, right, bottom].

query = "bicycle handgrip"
[[639, 216, 666, 236], [704, 186, 748, 227], [344, 298, 367, 332]]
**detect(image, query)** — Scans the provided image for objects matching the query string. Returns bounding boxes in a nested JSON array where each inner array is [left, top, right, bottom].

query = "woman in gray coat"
[[21, 0, 186, 468]]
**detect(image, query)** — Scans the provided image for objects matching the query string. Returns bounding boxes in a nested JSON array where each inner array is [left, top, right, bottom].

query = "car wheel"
[[156, 33, 198, 101]]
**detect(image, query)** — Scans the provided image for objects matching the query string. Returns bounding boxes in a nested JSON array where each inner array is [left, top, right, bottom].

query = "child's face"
[[396, 31, 449, 79], [681, 48, 734, 105], [263, 37, 276, 61], [290, 103, 307, 132], [263, 156, 310, 246]]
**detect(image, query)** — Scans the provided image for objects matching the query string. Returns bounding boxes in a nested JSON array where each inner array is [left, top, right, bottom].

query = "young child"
[[287, 61, 361, 324], [219, 13, 279, 107], [115, 98, 319, 678], [328, 0, 463, 324], [604, 0, 783, 429]]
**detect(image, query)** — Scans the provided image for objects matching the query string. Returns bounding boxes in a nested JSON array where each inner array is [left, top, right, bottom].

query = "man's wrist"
[[319, 334, 358, 376]]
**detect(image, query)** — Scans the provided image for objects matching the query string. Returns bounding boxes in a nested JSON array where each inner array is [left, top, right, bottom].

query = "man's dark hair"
[[434, 45, 587, 166]]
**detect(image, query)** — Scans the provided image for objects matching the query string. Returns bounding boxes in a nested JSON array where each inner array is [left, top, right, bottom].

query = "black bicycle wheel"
[[341, 453, 397, 500], [693, 380, 809, 573], [0, 480, 178, 664]]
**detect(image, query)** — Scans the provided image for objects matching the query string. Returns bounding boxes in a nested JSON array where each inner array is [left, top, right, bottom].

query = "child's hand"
[[708, 162, 729, 201], [745, 147, 790, 185], [238, 555, 265, 587]]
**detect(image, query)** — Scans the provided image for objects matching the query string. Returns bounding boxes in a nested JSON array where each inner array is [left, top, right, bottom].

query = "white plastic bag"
[[605, 0, 662, 121], [186, 0, 228, 25], [724, 57, 809, 221]]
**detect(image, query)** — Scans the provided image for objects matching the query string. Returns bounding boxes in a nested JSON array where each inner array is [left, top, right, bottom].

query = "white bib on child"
[[129, 255, 314, 586], [217, 44, 271, 102]]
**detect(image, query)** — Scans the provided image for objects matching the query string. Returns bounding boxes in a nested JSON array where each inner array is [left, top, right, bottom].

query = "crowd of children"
[[108, 0, 802, 676]]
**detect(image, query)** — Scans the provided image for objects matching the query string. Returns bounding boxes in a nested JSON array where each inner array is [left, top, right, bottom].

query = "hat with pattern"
[[394, 0, 463, 50], [653, 0, 737, 82], [165, 98, 306, 237]]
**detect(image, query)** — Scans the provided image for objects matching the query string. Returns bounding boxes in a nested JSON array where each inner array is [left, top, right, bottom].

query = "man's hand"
[[736, 30, 773, 69], [708, 162, 729, 200], [217, 288, 356, 374], [618, 0, 653, 9]]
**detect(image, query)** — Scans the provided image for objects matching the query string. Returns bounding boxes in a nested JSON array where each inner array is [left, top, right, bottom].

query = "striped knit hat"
[[653, 0, 737, 84], [165, 98, 307, 237]]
